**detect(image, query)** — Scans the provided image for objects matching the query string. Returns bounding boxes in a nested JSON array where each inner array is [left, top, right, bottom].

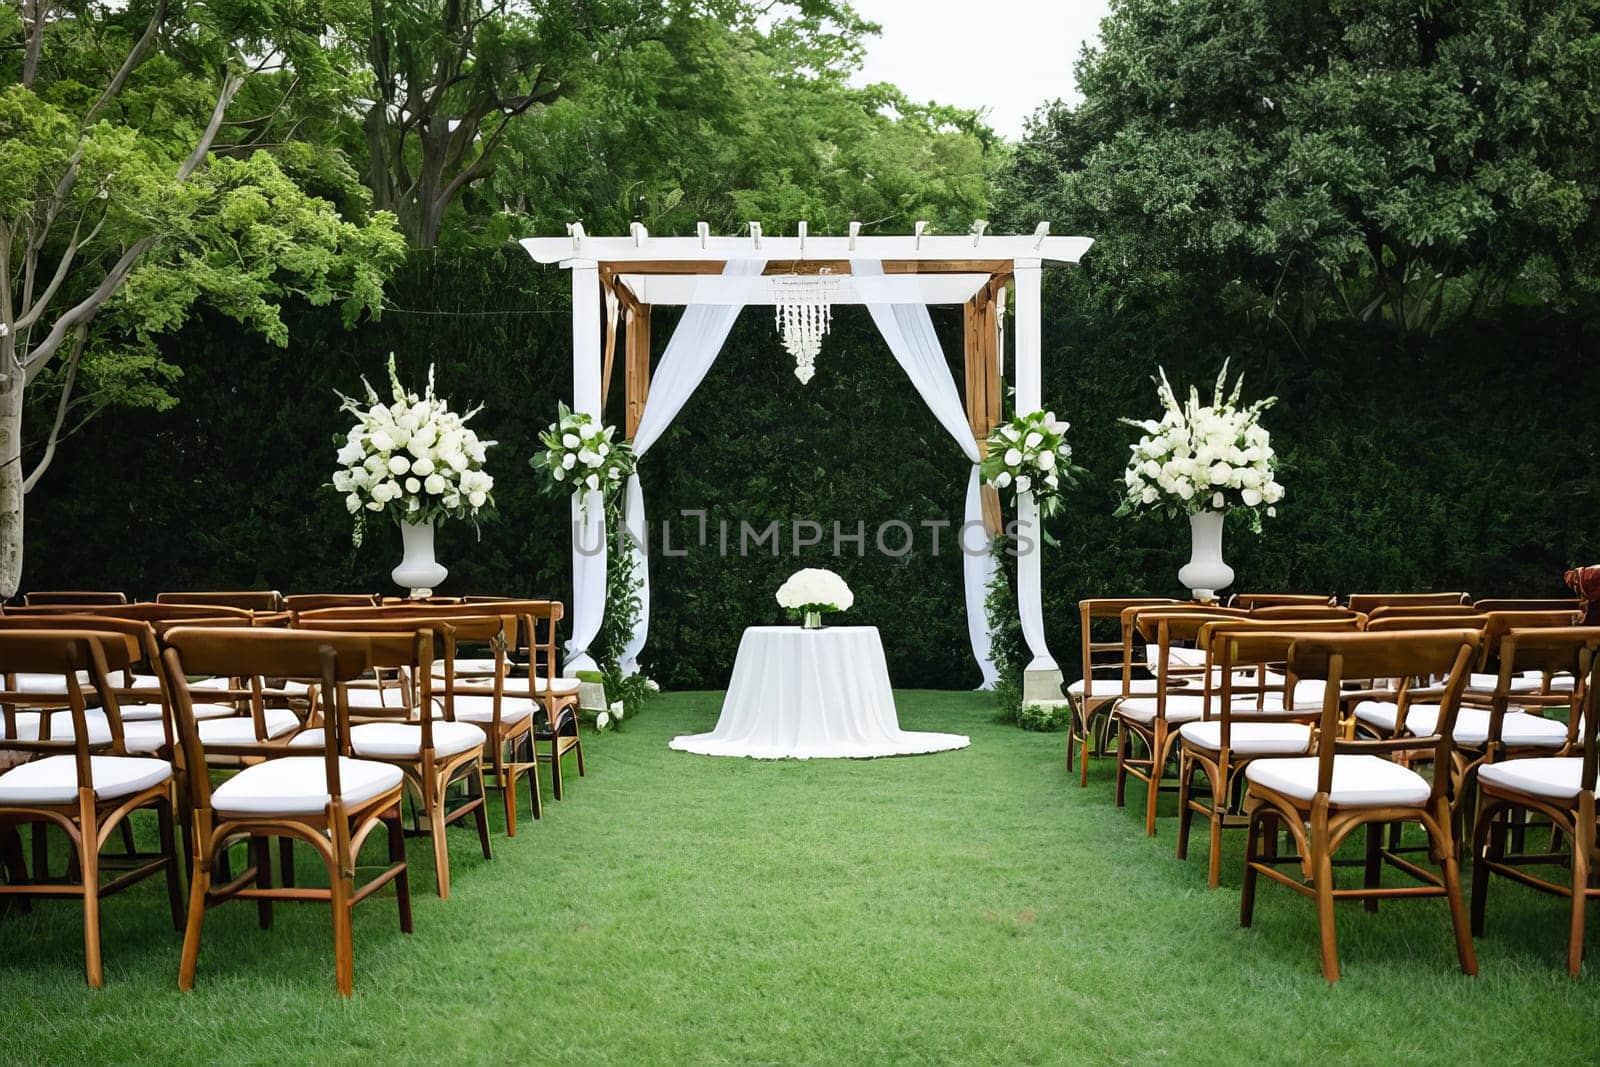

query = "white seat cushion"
[[8, 672, 78, 695], [349, 721, 485, 758], [210, 757, 403, 816], [1399, 705, 1567, 748], [1067, 676, 1163, 698], [1468, 670, 1544, 695], [429, 658, 501, 678], [1353, 700, 1400, 733], [1145, 645, 1208, 670], [343, 687, 412, 710], [0, 754, 171, 805], [1115, 694, 1210, 726], [123, 709, 302, 755], [1549, 673, 1575, 694], [3, 709, 114, 745], [1478, 757, 1586, 801], [434, 695, 537, 726], [1179, 721, 1312, 755], [1245, 754, 1431, 807], [532, 676, 581, 696], [119, 700, 237, 724]]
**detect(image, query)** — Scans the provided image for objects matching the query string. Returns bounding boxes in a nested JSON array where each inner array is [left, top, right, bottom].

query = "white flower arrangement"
[[331, 355, 496, 545], [776, 568, 854, 616], [1116, 362, 1283, 530], [533, 403, 636, 508], [980, 410, 1079, 519]]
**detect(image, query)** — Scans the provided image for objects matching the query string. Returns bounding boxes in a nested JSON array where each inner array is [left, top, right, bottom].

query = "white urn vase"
[[1178, 510, 1233, 603], [392, 518, 447, 598]]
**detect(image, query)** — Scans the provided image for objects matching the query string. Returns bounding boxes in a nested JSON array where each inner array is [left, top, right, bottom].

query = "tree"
[[994, 0, 1600, 339], [1, 0, 406, 596], [489, 6, 993, 238]]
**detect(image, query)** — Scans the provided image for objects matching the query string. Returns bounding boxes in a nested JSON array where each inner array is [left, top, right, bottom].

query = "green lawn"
[[2, 691, 1597, 1064]]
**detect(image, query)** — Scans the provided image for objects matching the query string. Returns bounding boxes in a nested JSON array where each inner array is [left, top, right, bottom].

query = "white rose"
[[369, 431, 395, 453], [1263, 481, 1284, 503], [332, 470, 353, 492], [388, 455, 411, 476], [1175, 481, 1195, 500], [1016, 474, 1032, 493], [404, 477, 421, 494], [446, 451, 470, 472], [468, 490, 487, 508], [425, 473, 447, 495], [1140, 485, 1158, 504], [409, 456, 433, 477], [336, 440, 365, 465], [1241, 487, 1262, 506], [994, 471, 1012, 489], [366, 500, 384, 512], [1024, 431, 1043, 449], [562, 433, 579, 448], [345, 493, 361, 513], [1038, 449, 1056, 470], [1004, 448, 1023, 467], [1045, 473, 1059, 488], [1209, 463, 1232, 485], [561, 452, 577, 470]]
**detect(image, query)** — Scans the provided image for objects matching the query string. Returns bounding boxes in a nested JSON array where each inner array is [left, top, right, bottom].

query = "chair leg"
[[1312, 831, 1339, 983], [156, 798, 184, 931], [1363, 823, 1383, 914], [1240, 805, 1261, 927], [78, 824, 104, 989], [526, 742, 543, 822], [1470, 800, 1502, 937], [1437, 825, 1478, 978], [117, 818, 138, 857], [387, 807, 413, 935], [1175, 754, 1194, 861], [472, 767, 493, 860], [1143, 724, 1166, 837], [327, 862, 356, 997], [1114, 722, 1128, 808], [278, 837, 296, 888], [1207, 767, 1227, 890], [177, 862, 210, 991], [252, 836, 274, 930], [1568, 824, 1592, 978], [1079, 728, 1092, 788], [428, 795, 451, 900], [550, 738, 565, 801], [574, 735, 585, 777]]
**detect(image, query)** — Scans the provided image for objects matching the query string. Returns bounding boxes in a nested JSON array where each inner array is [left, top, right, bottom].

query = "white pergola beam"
[[521, 233, 1092, 266], [616, 273, 992, 306]]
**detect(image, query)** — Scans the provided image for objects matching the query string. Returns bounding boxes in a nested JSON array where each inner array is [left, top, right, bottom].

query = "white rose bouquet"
[[330, 355, 496, 545], [1116, 362, 1283, 531], [776, 568, 854, 623], [980, 410, 1080, 520], [532, 404, 636, 508]]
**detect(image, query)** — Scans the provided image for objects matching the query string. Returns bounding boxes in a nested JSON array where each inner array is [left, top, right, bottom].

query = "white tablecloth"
[[669, 626, 970, 759]]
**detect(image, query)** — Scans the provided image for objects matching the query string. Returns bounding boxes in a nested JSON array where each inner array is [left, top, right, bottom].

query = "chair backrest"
[[1248, 605, 1368, 623], [1288, 630, 1480, 804], [297, 599, 565, 677], [1364, 614, 1492, 634], [1478, 609, 1582, 671], [3, 601, 256, 623], [1483, 627, 1600, 756], [1199, 618, 1366, 730], [1229, 593, 1336, 609], [1366, 604, 1481, 622], [1126, 608, 1247, 706], [158, 590, 283, 612], [21, 591, 128, 606], [0, 629, 132, 769], [1347, 592, 1470, 614], [282, 593, 382, 612], [1077, 597, 1177, 701], [1473, 598, 1581, 614], [161, 627, 374, 812]]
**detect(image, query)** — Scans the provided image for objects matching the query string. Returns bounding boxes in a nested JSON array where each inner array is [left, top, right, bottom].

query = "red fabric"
[[1565, 565, 1600, 625]]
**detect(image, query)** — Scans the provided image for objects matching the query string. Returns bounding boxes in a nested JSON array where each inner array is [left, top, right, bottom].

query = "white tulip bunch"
[[980, 410, 1079, 519], [1117, 362, 1283, 529], [533, 403, 636, 505], [330, 355, 496, 545], [776, 568, 854, 615]]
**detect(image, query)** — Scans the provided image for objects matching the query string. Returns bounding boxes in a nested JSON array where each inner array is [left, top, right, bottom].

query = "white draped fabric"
[[617, 258, 768, 674], [856, 260, 999, 688]]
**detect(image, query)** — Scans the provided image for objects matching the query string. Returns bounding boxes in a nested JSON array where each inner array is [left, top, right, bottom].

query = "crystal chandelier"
[[771, 269, 839, 384]]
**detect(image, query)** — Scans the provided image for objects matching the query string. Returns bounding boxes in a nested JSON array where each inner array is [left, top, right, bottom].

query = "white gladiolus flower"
[[346, 494, 361, 513], [370, 431, 395, 453]]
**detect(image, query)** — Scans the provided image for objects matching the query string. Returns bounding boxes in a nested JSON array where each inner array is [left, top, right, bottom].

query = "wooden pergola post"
[[963, 274, 1005, 535], [624, 302, 651, 440]]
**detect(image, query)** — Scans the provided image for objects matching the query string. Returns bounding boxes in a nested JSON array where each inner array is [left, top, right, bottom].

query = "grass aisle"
[[2, 691, 1597, 1064]]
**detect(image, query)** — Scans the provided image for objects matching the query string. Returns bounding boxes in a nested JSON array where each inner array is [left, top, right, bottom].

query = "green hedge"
[[26, 249, 1597, 688]]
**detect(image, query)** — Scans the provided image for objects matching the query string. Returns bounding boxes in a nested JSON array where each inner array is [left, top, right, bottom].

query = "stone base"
[[1023, 666, 1066, 705]]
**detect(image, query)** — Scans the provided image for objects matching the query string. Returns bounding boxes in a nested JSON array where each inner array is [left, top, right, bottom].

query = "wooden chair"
[[0, 629, 183, 986], [1230, 593, 1336, 609], [1176, 617, 1364, 886], [1347, 592, 1470, 614], [1238, 629, 1481, 982], [161, 627, 411, 995], [283, 594, 382, 613], [1367, 604, 1482, 622], [293, 616, 493, 898], [1112, 607, 1246, 835], [1248, 605, 1367, 623], [158, 591, 283, 612], [1470, 626, 1600, 975], [1065, 597, 1176, 786], [296, 604, 548, 830], [20, 591, 128, 606]]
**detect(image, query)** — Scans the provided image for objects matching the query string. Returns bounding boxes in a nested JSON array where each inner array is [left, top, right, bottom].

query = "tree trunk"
[[0, 377, 25, 600]]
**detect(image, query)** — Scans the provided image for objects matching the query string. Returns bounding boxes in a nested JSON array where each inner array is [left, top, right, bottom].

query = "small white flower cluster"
[[1118, 364, 1283, 524], [981, 410, 1076, 519], [534, 404, 635, 497], [330, 356, 495, 544], [776, 568, 855, 614]]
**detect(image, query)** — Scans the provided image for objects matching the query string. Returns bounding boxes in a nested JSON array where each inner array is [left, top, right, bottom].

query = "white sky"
[[849, 0, 1112, 140]]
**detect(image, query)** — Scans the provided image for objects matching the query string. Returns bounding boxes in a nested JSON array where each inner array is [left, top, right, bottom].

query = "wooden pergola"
[[521, 221, 1092, 695]]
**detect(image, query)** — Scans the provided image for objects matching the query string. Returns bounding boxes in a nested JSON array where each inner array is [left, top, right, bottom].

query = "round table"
[[669, 625, 970, 759]]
